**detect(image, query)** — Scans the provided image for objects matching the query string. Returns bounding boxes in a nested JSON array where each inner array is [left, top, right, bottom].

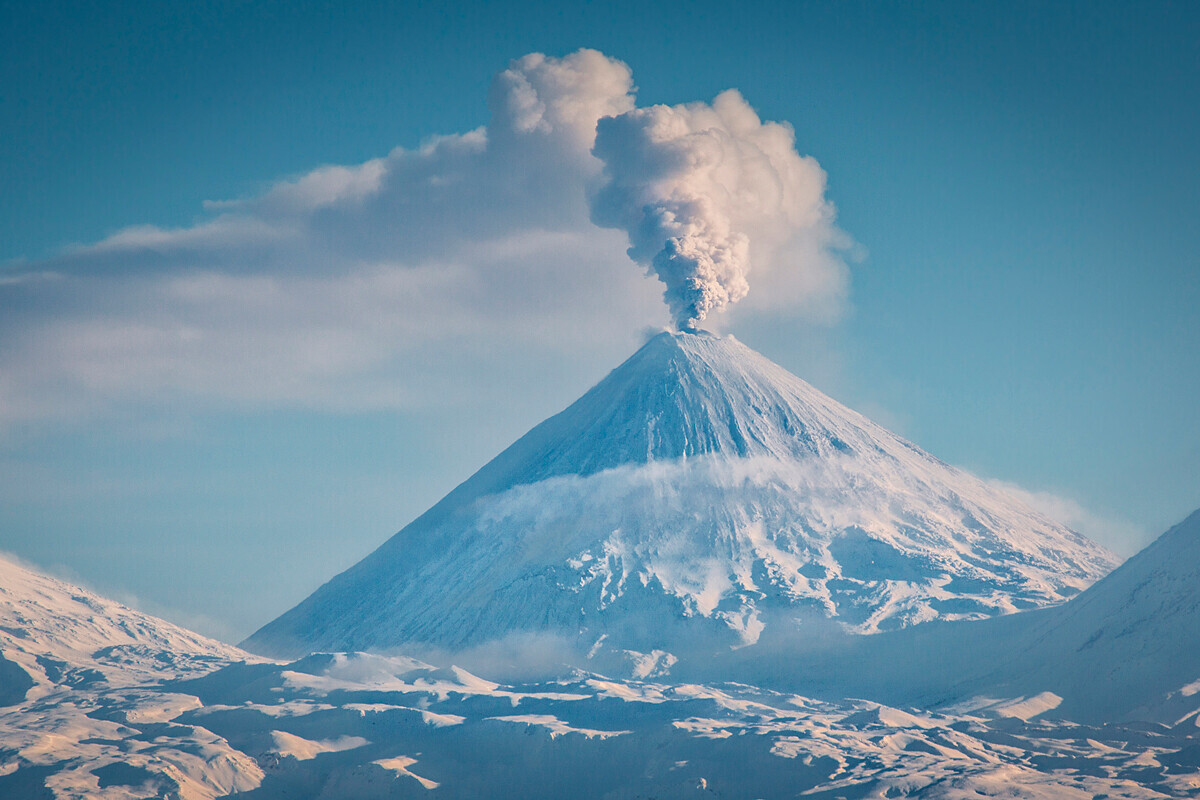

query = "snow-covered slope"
[[165, 652, 1197, 800], [0, 553, 244, 699], [0, 553, 262, 799], [2, 536, 1196, 799], [731, 507, 1200, 728], [959, 506, 1200, 723], [11, 641, 1198, 799], [245, 330, 1116, 659]]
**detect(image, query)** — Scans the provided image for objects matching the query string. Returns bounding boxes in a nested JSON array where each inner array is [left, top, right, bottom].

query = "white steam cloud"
[[590, 89, 841, 330], [0, 50, 849, 432]]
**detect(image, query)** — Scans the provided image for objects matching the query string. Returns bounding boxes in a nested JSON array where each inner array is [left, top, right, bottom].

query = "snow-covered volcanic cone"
[[245, 330, 1116, 660]]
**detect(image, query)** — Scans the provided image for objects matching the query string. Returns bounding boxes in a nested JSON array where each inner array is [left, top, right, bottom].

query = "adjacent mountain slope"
[[740, 508, 1200, 727], [0, 552, 245, 701], [0, 553, 263, 799], [245, 330, 1116, 660], [962, 506, 1200, 723]]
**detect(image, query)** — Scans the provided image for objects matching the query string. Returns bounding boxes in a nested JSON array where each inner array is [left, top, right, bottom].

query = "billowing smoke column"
[[589, 89, 835, 330]]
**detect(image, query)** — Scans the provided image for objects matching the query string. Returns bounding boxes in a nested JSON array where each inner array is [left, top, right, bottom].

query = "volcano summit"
[[245, 331, 1116, 661]]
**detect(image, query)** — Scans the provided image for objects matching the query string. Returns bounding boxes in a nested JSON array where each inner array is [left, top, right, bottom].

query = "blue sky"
[[2, 1, 1197, 641]]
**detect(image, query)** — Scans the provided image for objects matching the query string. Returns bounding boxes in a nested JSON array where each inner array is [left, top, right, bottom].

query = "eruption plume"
[[589, 90, 837, 329]]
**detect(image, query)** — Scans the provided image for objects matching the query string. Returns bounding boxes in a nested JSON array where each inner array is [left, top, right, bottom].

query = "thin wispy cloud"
[[988, 479, 1149, 556]]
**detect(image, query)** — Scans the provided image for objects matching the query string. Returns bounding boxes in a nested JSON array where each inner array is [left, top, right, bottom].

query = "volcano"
[[244, 330, 1116, 660]]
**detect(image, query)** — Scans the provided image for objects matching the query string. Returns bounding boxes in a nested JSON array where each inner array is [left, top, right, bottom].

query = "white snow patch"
[[268, 730, 369, 760], [373, 755, 440, 789], [488, 714, 630, 739]]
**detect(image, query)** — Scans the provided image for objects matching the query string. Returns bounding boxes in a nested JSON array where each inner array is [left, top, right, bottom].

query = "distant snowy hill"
[[963, 506, 1200, 723], [0, 552, 243, 699], [245, 330, 1116, 661], [0, 553, 260, 799], [736, 508, 1200, 729]]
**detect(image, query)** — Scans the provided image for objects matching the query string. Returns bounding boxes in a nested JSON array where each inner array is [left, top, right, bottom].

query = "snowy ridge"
[[721, 508, 1200, 730], [960, 507, 1200, 723], [247, 331, 1116, 659], [167, 651, 1196, 799], [0, 553, 259, 799], [0, 553, 244, 698], [8, 642, 1198, 799]]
